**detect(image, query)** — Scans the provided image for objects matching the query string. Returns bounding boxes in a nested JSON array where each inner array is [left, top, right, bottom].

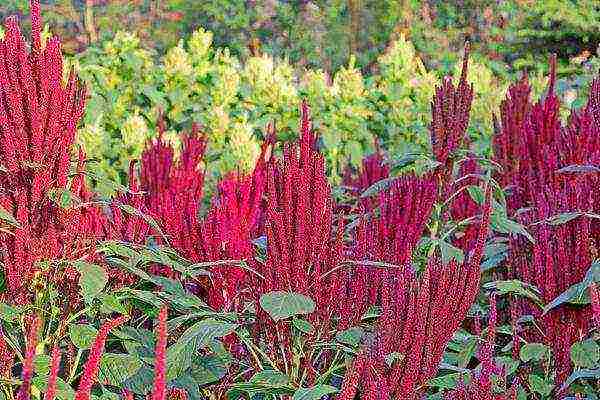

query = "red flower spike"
[[75, 316, 128, 400], [430, 42, 474, 196], [16, 316, 41, 400], [152, 306, 168, 400], [0, 0, 104, 305], [44, 346, 62, 400]]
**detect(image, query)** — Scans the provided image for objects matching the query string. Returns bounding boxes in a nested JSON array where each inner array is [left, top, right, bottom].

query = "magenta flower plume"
[[152, 306, 168, 400], [44, 346, 62, 400], [430, 42, 473, 194], [16, 316, 41, 400], [75, 316, 128, 400], [0, 0, 101, 306]]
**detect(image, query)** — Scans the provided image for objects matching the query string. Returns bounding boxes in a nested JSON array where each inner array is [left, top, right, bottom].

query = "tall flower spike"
[[44, 346, 62, 400], [430, 42, 473, 170], [30, 0, 42, 52], [16, 316, 40, 400], [152, 306, 168, 400], [0, 0, 92, 304], [75, 316, 128, 400]]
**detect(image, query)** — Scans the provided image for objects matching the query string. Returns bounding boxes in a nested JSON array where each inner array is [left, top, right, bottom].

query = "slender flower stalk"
[[44, 346, 62, 400], [16, 316, 41, 400], [75, 316, 128, 400], [152, 306, 168, 400]]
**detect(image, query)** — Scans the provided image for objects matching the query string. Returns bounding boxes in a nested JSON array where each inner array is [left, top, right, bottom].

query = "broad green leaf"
[[543, 260, 600, 314], [47, 188, 76, 209], [190, 355, 230, 386], [250, 369, 291, 385], [123, 366, 154, 395], [0, 302, 20, 322], [167, 319, 237, 380], [292, 318, 314, 334], [519, 343, 550, 363], [484, 280, 542, 306], [426, 372, 465, 389], [72, 261, 108, 302], [456, 336, 478, 369], [467, 185, 485, 205], [570, 339, 600, 369], [99, 294, 128, 314], [98, 354, 143, 385], [528, 374, 554, 396], [490, 212, 534, 243], [335, 327, 363, 347], [69, 324, 98, 349], [437, 239, 464, 264], [292, 385, 338, 400], [259, 292, 316, 321]]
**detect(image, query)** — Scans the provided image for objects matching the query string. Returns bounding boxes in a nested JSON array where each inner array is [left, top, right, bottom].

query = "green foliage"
[[74, 30, 509, 189]]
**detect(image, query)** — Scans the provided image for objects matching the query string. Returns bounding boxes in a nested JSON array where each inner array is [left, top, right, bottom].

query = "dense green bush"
[[72, 30, 518, 192]]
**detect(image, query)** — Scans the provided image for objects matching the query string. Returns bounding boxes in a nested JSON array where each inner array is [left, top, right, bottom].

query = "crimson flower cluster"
[[494, 56, 600, 385]]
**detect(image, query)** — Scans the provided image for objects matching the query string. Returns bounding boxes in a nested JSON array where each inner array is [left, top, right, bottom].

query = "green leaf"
[[167, 319, 237, 380], [259, 292, 316, 321], [484, 280, 542, 306], [69, 324, 98, 349], [544, 212, 583, 225], [190, 350, 231, 386], [360, 176, 397, 199], [426, 372, 465, 389], [0, 205, 19, 228], [292, 318, 314, 334], [99, 294, 128, 314], [47, 188, 76, 209], [519, 343, 550, 363], [570, 339, 600, 369], [335, 327, 363, 347], [123, 366, 155, 395], [98, 354, 143, 385], [34, 354, 51, 375], [0, 302, 20, 322], [467, 185, 485, 205], [490, 212, 534, 243], [227, 370, 294, 400], [72, 261, 108, 302], [456, 336, 478, 369], [528, 374, 554, 396], [292, 385, 338, 400], [437, 239, 464, 264], [543, 260, 600, 314], [250, 369, 291, 386]]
